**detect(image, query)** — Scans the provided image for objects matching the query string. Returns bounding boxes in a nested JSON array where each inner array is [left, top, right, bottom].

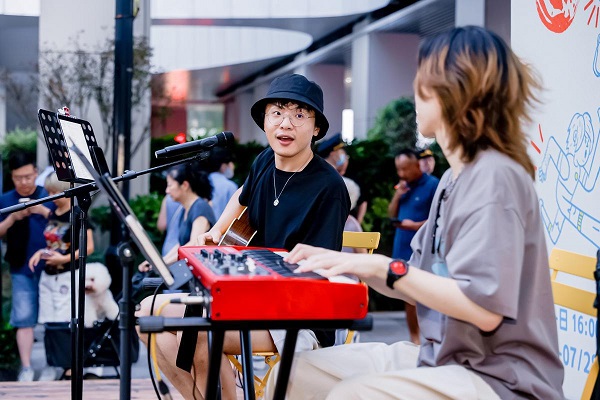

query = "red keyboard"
[[178, 246, 368, 321]]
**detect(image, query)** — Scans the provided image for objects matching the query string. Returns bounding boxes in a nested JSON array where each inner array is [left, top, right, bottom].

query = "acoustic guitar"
[[216, 207, 257, 247]]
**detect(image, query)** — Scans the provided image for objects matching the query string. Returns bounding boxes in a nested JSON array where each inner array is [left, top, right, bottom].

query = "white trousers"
[[266, 341, 500, 400]]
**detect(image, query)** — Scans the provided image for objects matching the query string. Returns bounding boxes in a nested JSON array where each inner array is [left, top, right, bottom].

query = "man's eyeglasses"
[[12, 173, 36, 183], [431, 188, 446, 254], [266, 110, 315, 127]]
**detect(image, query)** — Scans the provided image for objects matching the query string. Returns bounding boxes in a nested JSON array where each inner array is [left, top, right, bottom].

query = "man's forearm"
[[388, 192, 401, 218]]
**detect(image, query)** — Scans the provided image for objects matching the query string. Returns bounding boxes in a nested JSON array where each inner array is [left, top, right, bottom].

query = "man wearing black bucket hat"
[[137, 74, 350, 399]]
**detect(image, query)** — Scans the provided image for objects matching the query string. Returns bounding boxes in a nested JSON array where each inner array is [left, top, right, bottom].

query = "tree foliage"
[[0, 128, 37, 160], [0, 71, 39, 130], [37, 35, 155, 156], [367, 97, 418, 156], [0, 128, 37, 192]]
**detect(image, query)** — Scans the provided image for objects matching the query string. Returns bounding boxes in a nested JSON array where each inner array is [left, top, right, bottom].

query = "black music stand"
[[68, 141, 193, 400], [38, 109, 100, 183], [37, 108, 101, 400]]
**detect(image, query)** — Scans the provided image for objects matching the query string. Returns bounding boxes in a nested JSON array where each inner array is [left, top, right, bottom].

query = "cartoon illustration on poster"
[[513, 1, 600, 398], [537, 109, 600, 247]]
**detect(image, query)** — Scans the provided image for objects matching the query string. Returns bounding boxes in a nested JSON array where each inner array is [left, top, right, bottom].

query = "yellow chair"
[[549, 248, 599, 400], [227, 230, 381, 398], [342, 231, 381, 255], [340, 231, 380, 343]]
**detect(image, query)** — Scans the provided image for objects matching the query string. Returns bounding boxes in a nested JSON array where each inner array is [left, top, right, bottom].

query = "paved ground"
[[28, 311, 410, 386]]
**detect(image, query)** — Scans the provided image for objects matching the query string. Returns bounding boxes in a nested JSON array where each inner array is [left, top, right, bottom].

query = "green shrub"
[[128, 192, 163, 246], [0, 128, 38, 192], [367, 97, 417, 156], [90, 192, 163, 249], [0, 321, 18, 370], [0, 261, 19, 372], [0, 128, 37, 159], [228, 141, 267, 187]]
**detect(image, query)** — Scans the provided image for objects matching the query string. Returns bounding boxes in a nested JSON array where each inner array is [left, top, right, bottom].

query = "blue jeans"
[[10, 273, 40, 328]]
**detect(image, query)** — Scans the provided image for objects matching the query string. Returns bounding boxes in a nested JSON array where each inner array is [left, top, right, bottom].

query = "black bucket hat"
[[250, 74, 329, 140]]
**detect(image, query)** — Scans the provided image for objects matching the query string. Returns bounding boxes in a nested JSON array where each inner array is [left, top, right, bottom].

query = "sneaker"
[[17, 367, 34, 382], [39, 366, 58, 381], [83, 366, 103, 378]]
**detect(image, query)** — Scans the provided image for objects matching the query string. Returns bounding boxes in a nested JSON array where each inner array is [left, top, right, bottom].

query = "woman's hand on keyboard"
[[286, 244, 389, 283]]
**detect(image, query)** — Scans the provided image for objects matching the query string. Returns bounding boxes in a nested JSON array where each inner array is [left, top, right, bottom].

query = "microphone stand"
[[72, 189, 91, 400], [117, 231, 135, 400], [0, 150, 212, 400]]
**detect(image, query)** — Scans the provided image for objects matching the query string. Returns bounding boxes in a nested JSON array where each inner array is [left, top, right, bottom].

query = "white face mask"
[[223, 166, 234, 179], [335, 153, 347, 167]]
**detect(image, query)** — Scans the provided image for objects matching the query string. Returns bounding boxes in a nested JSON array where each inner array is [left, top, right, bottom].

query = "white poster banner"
[[512, 1, 600, 398]]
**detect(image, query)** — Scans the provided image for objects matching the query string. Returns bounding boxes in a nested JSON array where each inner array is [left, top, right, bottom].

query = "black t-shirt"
[[43, 206, 83, 272], [239, 148, 350, 348], [239, 148, 350, 251]]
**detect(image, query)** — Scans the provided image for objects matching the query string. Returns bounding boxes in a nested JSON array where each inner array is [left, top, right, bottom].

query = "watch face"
[[390, 260, 407, 275]]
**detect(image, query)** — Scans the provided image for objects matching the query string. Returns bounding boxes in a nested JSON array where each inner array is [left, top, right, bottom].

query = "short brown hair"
[[45, 171, 70, 193], [414, 26, 541, 178]]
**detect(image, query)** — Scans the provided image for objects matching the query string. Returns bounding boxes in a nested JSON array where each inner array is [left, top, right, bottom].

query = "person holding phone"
[[387, 148, 439, 344], [29, 171, 95, 322], [0, 153, 55, 382]]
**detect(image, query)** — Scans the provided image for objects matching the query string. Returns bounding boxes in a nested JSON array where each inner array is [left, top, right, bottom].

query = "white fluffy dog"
[[84, 262, 119, 327]]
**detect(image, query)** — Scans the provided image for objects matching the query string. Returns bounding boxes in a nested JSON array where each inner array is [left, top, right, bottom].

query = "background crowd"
[[0, 124, 440, 382]]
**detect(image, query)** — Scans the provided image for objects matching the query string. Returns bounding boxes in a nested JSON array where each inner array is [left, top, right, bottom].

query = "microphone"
[[155, 131, 234, 158]]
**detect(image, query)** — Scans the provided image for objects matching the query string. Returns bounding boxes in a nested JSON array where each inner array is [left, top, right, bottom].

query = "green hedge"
[[0, 128, 38, 192], [89, 192, 163, 249]]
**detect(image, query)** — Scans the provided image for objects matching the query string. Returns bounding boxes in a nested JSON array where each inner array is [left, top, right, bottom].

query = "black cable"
[[230, 355, 244, 389], [158, 380, 173, 400], [147, 282, 164, 400]]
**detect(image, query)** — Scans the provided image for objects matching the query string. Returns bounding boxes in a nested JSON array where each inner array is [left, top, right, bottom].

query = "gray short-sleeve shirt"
[[409, 150, 564, 399]]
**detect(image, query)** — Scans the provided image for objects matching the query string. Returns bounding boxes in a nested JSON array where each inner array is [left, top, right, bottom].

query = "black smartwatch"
[[387, 259, 409, 289]]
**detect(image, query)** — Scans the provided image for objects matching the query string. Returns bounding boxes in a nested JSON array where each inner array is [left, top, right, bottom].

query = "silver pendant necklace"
[[273, 155, 312, 206]]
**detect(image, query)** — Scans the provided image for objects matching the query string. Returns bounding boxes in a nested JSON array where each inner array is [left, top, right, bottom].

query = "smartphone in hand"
[[41, 249, 53, 259]]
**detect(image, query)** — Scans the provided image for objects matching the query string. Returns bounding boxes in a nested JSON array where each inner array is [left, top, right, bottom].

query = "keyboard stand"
[[138, 316, 373, 400]]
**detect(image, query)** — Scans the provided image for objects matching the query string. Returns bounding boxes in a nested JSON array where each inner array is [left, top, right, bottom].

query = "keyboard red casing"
[[178, 246, 368, 321]]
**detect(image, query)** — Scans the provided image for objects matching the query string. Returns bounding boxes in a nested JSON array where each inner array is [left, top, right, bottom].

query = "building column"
[[458, 0, 510, 45], [456, 0, 485, 27], [304, 64, 345, 140], [351, 31, 420, 140], [0, 81, 5, 142], [225, 90, 260, 144]]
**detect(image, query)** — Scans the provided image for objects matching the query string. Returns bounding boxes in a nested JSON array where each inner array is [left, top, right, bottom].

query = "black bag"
[[44, 320, 139, 368]]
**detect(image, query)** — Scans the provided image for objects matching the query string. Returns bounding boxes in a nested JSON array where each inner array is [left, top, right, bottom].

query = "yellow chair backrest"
[[549, 248, 598, 400], [341, 231, 380, 344], [342, 231, 381, 254]]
